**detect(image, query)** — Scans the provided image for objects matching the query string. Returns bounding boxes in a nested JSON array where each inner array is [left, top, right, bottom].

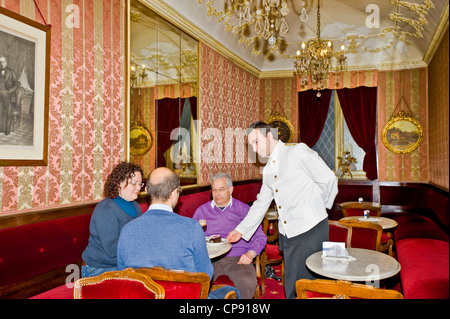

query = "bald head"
[[147, 167, 180, 205]]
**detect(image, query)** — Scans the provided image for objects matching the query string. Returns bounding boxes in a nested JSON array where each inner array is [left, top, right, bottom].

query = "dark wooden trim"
[[0, 202, 98, 230]]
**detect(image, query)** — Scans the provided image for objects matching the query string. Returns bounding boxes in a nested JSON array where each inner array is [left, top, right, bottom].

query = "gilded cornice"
[[139, 0, 260, 77], [139, 0, 443, 79], [423, 1, 449, 64]]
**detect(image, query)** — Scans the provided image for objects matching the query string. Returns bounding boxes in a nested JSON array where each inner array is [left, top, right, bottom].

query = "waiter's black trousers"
[[279, 217, 329, 299]]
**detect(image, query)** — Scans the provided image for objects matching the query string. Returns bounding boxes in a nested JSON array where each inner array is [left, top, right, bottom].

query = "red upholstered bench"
[[29, 284, 74, 299], [396, 238, 449, 299], [381, 212, 449, 242], [1, 181, 263, 299], [0, 213, 92, 298]]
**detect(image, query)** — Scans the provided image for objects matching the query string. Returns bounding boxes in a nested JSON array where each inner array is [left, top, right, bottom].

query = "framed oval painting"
[[382, 111, 423, 154], [266, 113, 295, 143], [130, 123, 152, 156]]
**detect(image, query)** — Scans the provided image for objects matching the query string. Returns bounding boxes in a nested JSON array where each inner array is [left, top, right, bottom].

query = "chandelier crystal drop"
[[294, 0, 347, 91], [237, 0, 291, 46]]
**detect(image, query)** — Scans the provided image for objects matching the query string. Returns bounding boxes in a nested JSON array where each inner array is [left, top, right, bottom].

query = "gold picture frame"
[[266, 112, 294, 143], [129, 123, 152, 156], [381, 111, 423, 154]]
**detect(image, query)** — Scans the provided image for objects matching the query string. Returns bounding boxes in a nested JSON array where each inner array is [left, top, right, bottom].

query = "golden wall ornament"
[[337, 151, 357, 179], [130, 122, 152, 156], [382, 110, 424, 154]]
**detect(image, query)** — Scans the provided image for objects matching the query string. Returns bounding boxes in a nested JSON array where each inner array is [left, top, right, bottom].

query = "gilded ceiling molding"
[[139, 0, 260, 77], [423, 1, 449, 64], [140, 0, 440, 80]]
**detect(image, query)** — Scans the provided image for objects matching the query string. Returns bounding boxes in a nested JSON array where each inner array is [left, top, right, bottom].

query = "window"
[[312, 90, 367, 179]]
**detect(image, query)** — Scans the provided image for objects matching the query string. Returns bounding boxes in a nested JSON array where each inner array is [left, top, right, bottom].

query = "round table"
[[306, 248, 401, 282], [340, 216, 398, 230], [207, 243, 231, 259]]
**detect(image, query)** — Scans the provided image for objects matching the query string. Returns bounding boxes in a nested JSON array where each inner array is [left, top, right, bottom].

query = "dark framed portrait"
[[0, 7, 51, 166]]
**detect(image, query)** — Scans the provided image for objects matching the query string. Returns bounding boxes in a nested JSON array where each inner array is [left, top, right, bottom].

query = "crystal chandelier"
[[237, 0, 290, 46], [294, 0, 347, 91]]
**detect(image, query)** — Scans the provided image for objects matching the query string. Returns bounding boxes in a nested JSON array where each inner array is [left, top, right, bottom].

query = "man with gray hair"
[[193, 172, 266, 299], [117, 167, 239, 298]]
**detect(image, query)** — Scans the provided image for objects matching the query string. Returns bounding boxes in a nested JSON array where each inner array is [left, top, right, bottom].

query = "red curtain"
[[337, 86, 378, 180], [156, 97, 197, 167], [298, 89, 332, 148]]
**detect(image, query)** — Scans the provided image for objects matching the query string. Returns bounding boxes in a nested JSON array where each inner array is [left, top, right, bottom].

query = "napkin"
[[322, 241, 348, 257]]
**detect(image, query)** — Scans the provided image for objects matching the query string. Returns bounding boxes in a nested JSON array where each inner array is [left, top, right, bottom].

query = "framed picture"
[[0, 7, 51, 166], [129, 123, 152, 156], [266, 112, 295, 143], [381, 111, 424, 154]]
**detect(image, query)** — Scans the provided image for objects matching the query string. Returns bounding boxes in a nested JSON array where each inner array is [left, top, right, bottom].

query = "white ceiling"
[[159, 0, 448, 73]]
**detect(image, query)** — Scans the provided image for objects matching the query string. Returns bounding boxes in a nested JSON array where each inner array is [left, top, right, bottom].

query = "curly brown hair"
[[103, 162, 144, 198]]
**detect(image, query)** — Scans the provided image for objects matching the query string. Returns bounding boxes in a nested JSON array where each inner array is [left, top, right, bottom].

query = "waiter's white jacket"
[[236, 141, 338, 240]]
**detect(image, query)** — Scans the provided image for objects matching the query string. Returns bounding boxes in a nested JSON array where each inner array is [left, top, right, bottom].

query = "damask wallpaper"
[[199, 44, 260, 185], [377, 68, 429, 182], [0, 0, 125, 215], [428, 29, 449, 190]]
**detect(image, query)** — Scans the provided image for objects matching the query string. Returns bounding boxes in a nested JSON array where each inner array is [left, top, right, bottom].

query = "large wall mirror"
[[129, 0, 199, 186]]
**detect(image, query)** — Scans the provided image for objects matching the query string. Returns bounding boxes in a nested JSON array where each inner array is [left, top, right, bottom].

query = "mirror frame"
[[126, 0, 200, 187]]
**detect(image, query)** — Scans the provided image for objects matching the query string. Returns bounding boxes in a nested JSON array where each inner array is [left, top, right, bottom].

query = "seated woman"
[[81, 162, 144, 277]]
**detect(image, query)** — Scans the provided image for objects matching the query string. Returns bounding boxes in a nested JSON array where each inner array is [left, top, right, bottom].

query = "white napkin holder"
[[322, 241, 348, 258]]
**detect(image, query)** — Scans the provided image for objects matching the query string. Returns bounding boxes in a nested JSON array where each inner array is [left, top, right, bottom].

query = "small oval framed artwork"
[[130, 123, 152, 156], [382, 111, 423, 154]]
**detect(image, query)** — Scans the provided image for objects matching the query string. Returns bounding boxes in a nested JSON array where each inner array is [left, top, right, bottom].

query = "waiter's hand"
[[226, 229, 242, 243], [238, 251, 255, 265]]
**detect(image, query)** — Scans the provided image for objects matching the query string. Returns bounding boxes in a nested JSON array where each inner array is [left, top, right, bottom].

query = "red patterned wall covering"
[[199, 43, 260, 185], [0, 0, 125, 215], [297, 70, 378, 91], [428, 29, 449, 190], [377, 68, 429, 182], [260, 77, 298, 142]]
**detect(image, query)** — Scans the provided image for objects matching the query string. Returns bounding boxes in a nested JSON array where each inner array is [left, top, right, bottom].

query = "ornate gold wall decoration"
[[382, 110, 424, 154]]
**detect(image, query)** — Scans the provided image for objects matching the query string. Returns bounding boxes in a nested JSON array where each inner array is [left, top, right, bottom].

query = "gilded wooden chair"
[[340, 202, 394, 256], [296, 279, 404, 299], [338, 219, 383, 251], [136, 266, 211, 299], [329, 220, 352, 247], [340, 201, 382, 217], [73, 268, 165, 299]]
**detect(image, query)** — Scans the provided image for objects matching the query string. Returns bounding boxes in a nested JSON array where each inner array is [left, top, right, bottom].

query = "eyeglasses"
[[177, 187, 183, 194], [211, 187, 229, 193], [129, 179, 145, 188]]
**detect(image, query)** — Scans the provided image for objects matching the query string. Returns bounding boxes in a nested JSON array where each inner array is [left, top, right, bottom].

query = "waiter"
[[227, 121, 338, 299]]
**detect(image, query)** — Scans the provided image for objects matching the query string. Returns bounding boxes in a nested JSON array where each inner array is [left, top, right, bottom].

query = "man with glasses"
[[117, 167, 239, 298], [193, 172, 267, 299]]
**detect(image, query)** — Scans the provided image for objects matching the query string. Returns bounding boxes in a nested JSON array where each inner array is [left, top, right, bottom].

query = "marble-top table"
[[306, 248, 401, 282], [340, 216, 398, 230]]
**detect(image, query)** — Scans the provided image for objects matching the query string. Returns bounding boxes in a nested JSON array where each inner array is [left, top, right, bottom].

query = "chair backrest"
[[328, 220, 352, 247], [296, 279, 404, 299], [262, 213, 279, 243], [73, 268, 165, 299], [340, 201, 382, 217], [338, 219, 382, 251], [136, 266, 210, 299]]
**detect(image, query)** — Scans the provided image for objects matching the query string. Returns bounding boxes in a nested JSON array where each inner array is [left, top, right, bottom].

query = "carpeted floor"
[[260, 265, 286, 299]]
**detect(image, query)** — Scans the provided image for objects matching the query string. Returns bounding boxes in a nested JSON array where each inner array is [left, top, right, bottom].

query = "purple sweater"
[[193, 198, 267, 257]]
